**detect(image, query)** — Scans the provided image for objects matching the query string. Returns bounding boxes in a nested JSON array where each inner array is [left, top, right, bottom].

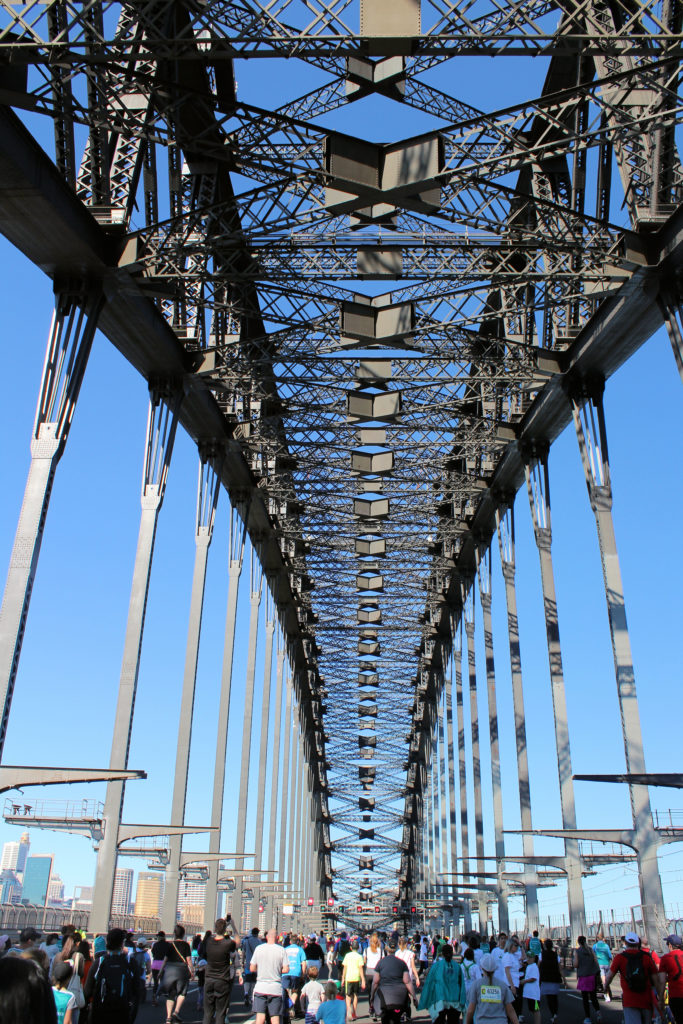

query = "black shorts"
[[346, 981, 360, 997], [159, 962, 190, 998], [525, 998, 540, 1013]]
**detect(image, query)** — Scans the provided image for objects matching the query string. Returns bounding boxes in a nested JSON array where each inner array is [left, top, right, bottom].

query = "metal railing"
[[3, 797, 103, 821], [0, 903, 90, 932]]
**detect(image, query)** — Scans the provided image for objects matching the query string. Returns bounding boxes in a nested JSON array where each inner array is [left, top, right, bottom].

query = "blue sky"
[[1, 36, 683, 932]]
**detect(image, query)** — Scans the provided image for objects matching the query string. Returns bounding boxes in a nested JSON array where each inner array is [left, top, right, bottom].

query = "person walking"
[[365, 932, 384, 1019], [203, 918, 240, 1024], [370, 939, 417, 1024], [592, 937, 613, 1003], [519, 952, 541, 1024], [396, 937, 420, 992], [539, 939, 564, 1024], [250, 928, 290, 1024], [302, 965, 325, 1024], [243, 927, 264, 1009], [461, 949, 482, 1005], [604, 932, 663, 1024], [503, 938, 523, 1018], [52, 962, 77, 1024], [83, 928, 140, 1024], [418, 942, 466, 1024], [342, 939, 366, 1021], [305, 936, 325, 976], [465, 953, 519, 1024], [316, 981, 347, 1024], [658, 935, 683, 1024], [157, 924, 194, 1024], [150, 931, 166, 1007], [575, 936, 601, 1024]]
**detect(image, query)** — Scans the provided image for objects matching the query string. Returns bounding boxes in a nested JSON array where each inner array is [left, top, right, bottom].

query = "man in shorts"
[[604, 932, 662, 1024], [250, 928, 290, 1024], [342, 939, 366, 1020]]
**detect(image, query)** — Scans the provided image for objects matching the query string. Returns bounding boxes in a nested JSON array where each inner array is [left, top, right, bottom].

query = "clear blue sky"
[[1, 40, 683, 932]]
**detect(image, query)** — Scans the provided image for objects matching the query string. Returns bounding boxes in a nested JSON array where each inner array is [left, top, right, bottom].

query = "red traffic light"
[[357, 905, 363, 913], [307, 897, 314, 906], [258, 904, 264, 913], [327, 897, 335, 907], [411, 906, 417, 914], [374, 905, 381, 914], [392, 906, 399, 914]]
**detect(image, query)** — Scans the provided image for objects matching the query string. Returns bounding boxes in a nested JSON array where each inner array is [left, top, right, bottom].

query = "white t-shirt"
[[365, 947, 383, 969], [490, 947, 506, 984], [302, 979, 325, 1012], [502, 952, 521, 987], [461, 960, 482, 1001], [395, 949, 415, 974], [522, 963, 540, 1000], [250, 942, 290, 995]]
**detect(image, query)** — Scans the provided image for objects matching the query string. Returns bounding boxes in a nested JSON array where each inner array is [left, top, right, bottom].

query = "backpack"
[[337, 940, 350, 964], [624, 951, 649, 993], [95, 955, 136, 1019]]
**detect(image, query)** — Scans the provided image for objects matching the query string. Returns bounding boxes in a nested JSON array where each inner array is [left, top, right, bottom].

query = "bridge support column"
[[163, 451, 222, 933], [445, 653, 459, 908], [571, 384, 665, 944], [0, 287, 102, 758], [438, 687, 450, 929], [525, 449, 585, 940], [463, 586, 486, 926], [453, 626, 470, 907], [204, 506, 248, 931], [233, 555, 263, 930], [659, 289, 683, 384], [278, 676, 294, 895], [495, 503, 538, 930], [267, 640, 286, 901], [250, 596, 275, 926], [477, 547, 508, 933], [91, 385, 182, 933]]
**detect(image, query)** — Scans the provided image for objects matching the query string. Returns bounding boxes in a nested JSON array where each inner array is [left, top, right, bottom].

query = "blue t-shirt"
[[286, 944, 307, 978], [316, 1000, 347, 1024]]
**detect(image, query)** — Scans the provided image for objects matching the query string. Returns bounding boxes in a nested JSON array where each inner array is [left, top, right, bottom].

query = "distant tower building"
[[112, 868, 134, 915], [134, 872, 164, 918], [73, 886, 93, 911], [21, 855, 53, 906], [0, 869, 22, 904], [47, 873, 65, 906], [177, 879, 206, 927], [1, 833, 30, 876]]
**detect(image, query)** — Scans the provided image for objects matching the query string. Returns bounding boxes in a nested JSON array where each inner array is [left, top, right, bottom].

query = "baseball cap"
[[665, 935, 683, 948], [20, 927, 41, 943], [624, 932, 640, 946], [480, 953, 497, 973], [52, 962, 73, 982]]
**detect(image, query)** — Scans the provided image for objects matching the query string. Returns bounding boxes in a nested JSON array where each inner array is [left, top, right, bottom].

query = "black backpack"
[[624, 951, 649, 993], [337, 940, 351, 964], [95, 954, 136, 1019]]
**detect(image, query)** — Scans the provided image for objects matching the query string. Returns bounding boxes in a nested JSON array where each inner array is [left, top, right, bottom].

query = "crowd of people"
[[2, 920, 683, 1024]]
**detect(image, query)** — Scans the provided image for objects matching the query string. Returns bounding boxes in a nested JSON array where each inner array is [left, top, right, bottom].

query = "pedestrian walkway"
[[134, 978, 627, 1024]]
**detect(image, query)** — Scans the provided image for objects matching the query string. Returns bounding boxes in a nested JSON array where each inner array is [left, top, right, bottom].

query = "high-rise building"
[[73, 886, 93, 911], [47, 873, 65, 906], [177, 879, 206, 925], [1, 833, 30, 876], [134, 872, 164, 918], [0, 869, 22, 904], [112, 868, 134, 915], [21, 854, 53, 906]]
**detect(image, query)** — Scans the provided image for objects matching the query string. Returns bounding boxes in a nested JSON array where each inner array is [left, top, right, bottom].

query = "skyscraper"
[[177, 879, 206, 926], [134, 872, 164, 918], [0, 869, 22, 904], [111, 868, 134, 915], [21, 854, 52, 906], [0, 832, 30, 876], [47, 873, 65, 906]]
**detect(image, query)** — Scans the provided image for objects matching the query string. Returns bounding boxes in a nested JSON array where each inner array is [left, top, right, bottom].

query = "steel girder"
[[0, 0, 682, 909]]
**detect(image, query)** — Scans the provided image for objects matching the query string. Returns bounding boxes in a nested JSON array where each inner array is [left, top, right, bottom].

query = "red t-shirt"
[[609, 950, 659, 1007], [660, 951, 683, 999]]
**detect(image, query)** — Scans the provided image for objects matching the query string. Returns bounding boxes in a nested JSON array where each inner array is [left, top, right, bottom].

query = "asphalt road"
[[134, 973, 629, 1024]]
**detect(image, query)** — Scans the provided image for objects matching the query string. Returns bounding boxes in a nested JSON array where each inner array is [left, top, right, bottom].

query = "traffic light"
[[357, 905, 363, 914], [411, 906, 417, 915], [392, 906, 399, 915], [308, 897, 314, 906], [259, 904, 264, 913], [374, 905, 381, 914], [327, 897, 335, 907]]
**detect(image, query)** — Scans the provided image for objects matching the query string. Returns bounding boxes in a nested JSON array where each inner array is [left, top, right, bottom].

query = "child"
[[520, 951, 541, 1024], [315, 981, 347, 1024], [52, 961, 76, 1024], [302, 965, 325, 1024]]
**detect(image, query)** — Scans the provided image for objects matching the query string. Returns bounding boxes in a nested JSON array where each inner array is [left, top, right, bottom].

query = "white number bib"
[[481, 986, 502, 1003]]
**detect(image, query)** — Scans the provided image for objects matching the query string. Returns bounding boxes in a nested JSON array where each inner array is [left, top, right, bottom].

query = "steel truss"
[[0, 0, 681, 923]]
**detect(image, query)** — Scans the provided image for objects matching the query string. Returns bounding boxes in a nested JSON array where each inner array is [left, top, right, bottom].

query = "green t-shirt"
[[343, 951, 364, 983]]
